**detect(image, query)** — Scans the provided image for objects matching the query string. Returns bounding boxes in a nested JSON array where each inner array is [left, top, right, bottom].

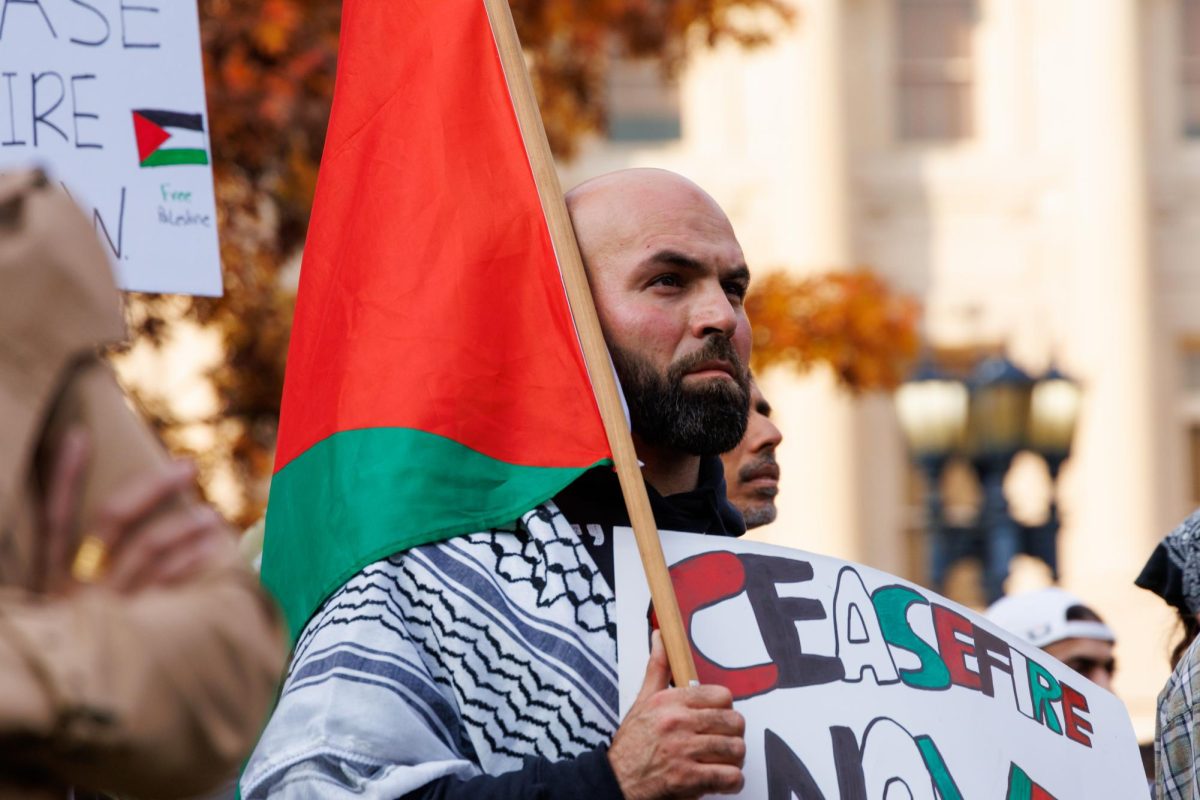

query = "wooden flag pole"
[[484, 0, 700, 687]]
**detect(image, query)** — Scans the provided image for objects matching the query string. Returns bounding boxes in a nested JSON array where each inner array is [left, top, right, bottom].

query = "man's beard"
[[737, 453, 780, 528], [610, 337, 751, 456], [740, 500, 778, 529]]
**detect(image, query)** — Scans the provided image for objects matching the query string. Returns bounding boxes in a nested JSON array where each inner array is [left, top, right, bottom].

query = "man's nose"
[[691, 283, 738, 339], [753, 418, 783, 453]]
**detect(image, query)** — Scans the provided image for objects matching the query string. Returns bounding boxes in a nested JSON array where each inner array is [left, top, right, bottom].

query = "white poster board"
[[615, 530, 1148, 799], [0, 0, 222, 295]]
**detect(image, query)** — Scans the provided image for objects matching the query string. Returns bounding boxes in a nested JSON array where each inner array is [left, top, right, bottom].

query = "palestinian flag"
[[132, 109, 209, 167], [1007, 765, 1058, 800], [262, 0, 611, 637]]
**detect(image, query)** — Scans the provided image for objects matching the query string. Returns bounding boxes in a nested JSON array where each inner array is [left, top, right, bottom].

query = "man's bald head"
[[566, 169, 737, 278], [565, 169, 752, 461]]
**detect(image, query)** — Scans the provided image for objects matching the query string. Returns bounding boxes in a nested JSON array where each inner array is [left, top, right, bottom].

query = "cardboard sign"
[[0, 0, 222, 295], [615, 530, 1147, 799]]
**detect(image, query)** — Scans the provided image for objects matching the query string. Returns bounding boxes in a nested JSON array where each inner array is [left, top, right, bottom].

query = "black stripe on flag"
[[133, 109, 205, 132]]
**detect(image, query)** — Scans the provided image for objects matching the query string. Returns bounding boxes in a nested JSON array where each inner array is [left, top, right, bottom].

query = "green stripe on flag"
[[141, 148, 209, 167], [262, 427, 610, 639]]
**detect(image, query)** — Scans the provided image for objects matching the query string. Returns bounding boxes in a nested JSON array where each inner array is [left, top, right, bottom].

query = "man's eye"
[[651, 274, 683, 288], [724, 282, 748, 300]]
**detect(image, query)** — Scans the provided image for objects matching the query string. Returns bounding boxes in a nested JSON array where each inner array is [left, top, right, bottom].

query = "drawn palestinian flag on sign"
[[1007, 764, 1058, 800], [132, 109, 209, 167]]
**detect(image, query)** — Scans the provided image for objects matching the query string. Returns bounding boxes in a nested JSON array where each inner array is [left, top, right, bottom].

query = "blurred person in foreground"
[[0, 170, 287, 799], [986, 587, 1117, 692], [1136, 508, 1200, 799], [720, 378, 782, 529]]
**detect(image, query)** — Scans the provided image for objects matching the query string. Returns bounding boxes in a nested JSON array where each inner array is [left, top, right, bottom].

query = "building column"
[[750, 0, 906, 576], [1065, 0, 1167, 738]]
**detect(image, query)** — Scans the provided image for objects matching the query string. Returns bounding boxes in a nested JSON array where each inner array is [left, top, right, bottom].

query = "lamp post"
[[1024, 365, 1083, 581], [965, 356, 1033, 601], [895, 353, 1081, 603], [895, 359, 967, 593]]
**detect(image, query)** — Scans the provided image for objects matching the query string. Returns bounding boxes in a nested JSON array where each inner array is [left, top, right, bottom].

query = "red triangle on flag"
[[132, 112, 172, 162]]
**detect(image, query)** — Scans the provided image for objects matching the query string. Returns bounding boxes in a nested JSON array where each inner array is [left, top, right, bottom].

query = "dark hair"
[[1172, 611, 1200, 669], [1065, 604, 1104, 624]]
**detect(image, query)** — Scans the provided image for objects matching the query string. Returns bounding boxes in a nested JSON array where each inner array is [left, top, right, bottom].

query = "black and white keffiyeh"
[[241, 502, 618, 799], [1137, 508, 1200, 617]]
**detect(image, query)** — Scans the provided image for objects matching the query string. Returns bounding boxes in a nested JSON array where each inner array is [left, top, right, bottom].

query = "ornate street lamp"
[[895, 358, 967, 594], [1022, 365, 1083, 582], [1028, 365, 1082, 475], [965, 356, 1033, 602], [895, 352, 1081, 603], [894, 360, 969, 467]]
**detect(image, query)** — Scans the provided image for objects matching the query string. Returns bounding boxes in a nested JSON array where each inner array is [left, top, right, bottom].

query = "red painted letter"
[[1061, 681, 1093, 747], [654, 551, 779, 700], [932, 604, 982, 691]]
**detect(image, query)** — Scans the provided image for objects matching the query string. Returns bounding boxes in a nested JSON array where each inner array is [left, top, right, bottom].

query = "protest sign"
[[615, 530, 1147, 799], [0, 0, 221, 295]]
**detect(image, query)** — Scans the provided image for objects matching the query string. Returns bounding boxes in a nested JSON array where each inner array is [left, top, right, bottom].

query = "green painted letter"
[[915, 735, 964, 800], [872, 585, 951, 690], [1026, 659, 1064, 735]]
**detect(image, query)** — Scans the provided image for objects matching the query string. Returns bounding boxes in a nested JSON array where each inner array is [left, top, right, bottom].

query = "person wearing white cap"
[[985, 587, 1117, 692]]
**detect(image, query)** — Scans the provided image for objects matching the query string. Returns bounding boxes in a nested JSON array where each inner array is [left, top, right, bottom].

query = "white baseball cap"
[[985, 588, 1115, 649]]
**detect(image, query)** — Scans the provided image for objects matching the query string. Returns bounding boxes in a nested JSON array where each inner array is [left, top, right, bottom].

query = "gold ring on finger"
[[70, 535, 109, 583]]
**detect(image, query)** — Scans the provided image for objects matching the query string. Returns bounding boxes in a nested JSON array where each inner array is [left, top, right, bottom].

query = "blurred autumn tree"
[[745, 271, 921, 392], [115, 0, 794, 526]]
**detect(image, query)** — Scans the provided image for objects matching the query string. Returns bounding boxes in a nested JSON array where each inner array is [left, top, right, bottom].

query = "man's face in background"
[[720, 381, 782, 528], [1044, 637, 1116, 692]]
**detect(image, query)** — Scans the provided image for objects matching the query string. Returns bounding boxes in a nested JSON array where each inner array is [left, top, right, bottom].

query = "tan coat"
[[0, 172, 287, 798]]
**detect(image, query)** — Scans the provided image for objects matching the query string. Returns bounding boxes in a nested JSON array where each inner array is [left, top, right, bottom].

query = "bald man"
[[243, 169, 752, 800]]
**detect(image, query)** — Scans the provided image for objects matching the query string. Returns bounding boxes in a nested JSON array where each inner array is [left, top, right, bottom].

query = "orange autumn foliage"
[[745, 271, 922, 392], [117, 1, 795, 526]]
